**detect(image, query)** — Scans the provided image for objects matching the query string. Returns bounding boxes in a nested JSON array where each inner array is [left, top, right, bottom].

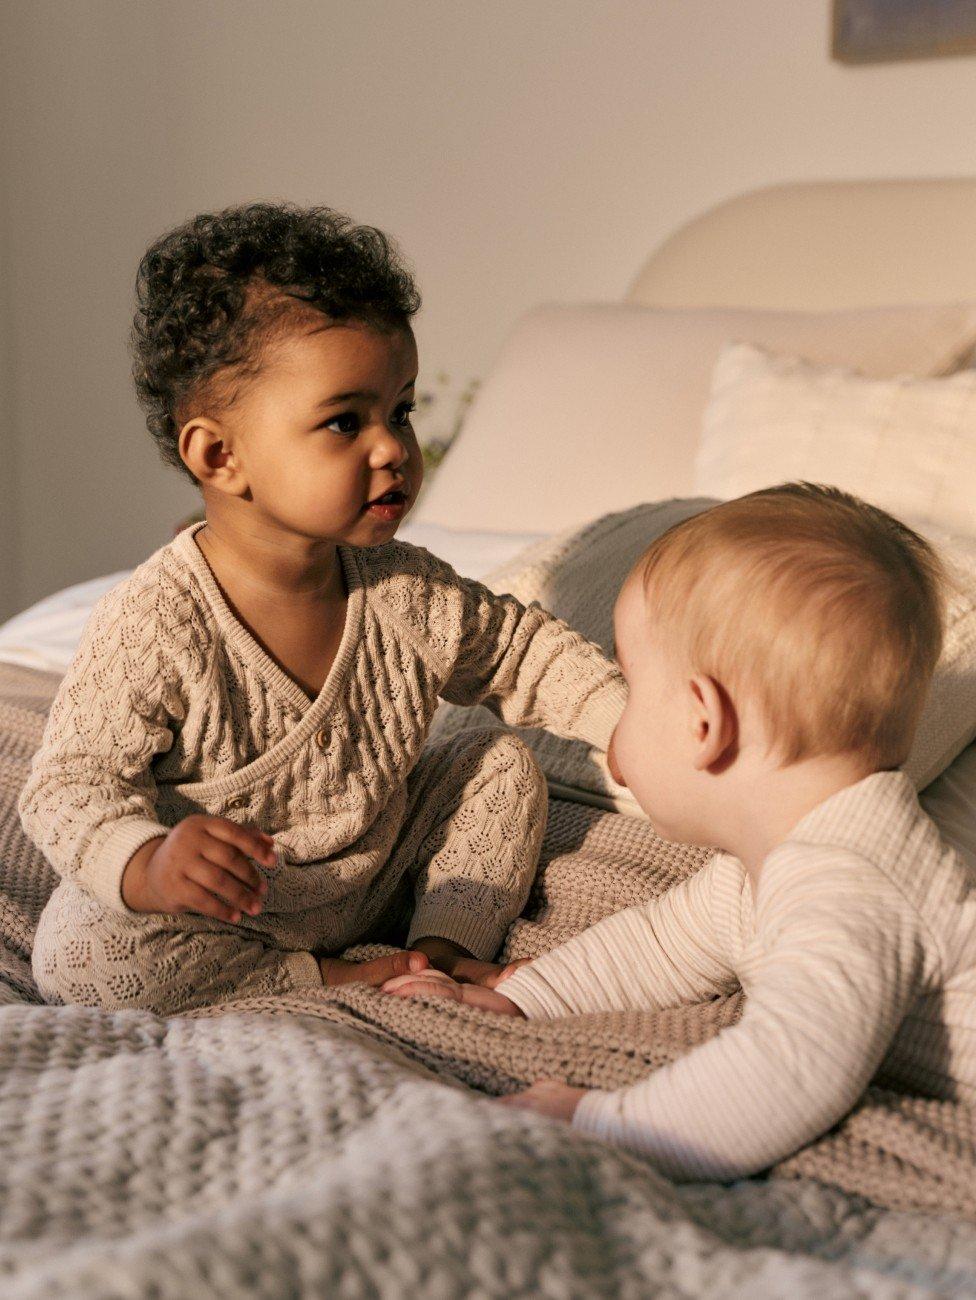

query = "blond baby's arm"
[[569, 848, 926, 1181], [501, 856, 738, 1017]]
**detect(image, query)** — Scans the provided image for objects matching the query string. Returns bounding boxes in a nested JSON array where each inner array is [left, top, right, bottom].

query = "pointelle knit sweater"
[[18, 522, 626, 960]]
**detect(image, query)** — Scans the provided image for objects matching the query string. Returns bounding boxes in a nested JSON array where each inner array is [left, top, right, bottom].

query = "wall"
[[2, 0, 975, 619]]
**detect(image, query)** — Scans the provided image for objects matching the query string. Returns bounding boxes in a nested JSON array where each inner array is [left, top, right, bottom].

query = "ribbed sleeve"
[[565, 845, 929, 1181], [502, 854, 740, 1017]]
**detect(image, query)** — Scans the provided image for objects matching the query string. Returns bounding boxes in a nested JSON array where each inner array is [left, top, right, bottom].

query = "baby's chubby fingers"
[[382, 969, 461, 997], [200, 837, 268, 904], [497, 1079, 558, 1104], [187, 861, 262, 920], [206, 817, 278, 869], [179, 879, 244, 925], [495, 1080, 585, 1122], [485, 958, 532, 988]]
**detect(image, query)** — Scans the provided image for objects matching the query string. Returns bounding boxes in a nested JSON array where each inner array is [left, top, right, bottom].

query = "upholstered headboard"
[[627, 178, 976, 310], [416, 176, 976, 535]]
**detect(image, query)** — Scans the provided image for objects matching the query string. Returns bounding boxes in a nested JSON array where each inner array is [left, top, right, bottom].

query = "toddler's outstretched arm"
[[415, 547, 627, 753]]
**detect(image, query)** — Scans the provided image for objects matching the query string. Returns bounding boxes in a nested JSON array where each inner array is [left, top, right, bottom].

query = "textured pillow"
[[695, 342, 976, 538], [429, 500, 976, 813], [415, 301, 976, 535]]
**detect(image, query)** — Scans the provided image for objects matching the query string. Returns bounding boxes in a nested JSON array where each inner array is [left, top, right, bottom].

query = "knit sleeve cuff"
[[406, 903, 508, 963], [569, 676, 627, 751], [494, 965, 567, 1019], [79, 817, 170, 913], [572, 1088, 626, 1142], [283, 949, 324, 990]]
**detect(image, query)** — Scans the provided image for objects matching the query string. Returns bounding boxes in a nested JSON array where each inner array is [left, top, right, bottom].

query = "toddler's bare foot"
[[320, 949, 429, 987]]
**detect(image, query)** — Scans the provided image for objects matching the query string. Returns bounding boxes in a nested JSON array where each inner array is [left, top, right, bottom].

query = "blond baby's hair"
[[635, 483, 947, 770]]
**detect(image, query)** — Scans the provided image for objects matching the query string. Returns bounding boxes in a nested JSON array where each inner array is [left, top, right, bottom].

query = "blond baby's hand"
[[120, 814, 277, 922], [495, 1080, 587, 1123], [382, 971, 526, 1015]]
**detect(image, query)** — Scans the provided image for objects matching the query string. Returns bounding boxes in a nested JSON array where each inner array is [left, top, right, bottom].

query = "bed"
[[3, 179, 976, 1297]]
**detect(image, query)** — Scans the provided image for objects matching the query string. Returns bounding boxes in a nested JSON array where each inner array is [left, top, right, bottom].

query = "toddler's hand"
[[382, 971, 525, 1015], [487, 958, 533, 988], [439, 955, 533, 988], [120, 814, 277, 922], [320, 950, 430, 987], [495, 1080, 587, 1123]]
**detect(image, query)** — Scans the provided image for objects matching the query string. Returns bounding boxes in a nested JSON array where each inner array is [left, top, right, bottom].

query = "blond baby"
[[388, 484, 976, 1181]]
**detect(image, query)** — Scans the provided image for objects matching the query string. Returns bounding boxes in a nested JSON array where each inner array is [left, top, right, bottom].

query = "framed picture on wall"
[[833, 0, 976, 63]]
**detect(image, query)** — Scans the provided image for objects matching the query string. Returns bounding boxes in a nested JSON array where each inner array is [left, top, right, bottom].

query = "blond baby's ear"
[[689, 674, 737, 773]]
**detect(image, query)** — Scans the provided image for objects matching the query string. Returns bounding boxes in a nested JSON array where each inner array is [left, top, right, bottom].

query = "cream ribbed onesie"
[[21, 522, 624, 1013], [501, 770, 976, 1182]]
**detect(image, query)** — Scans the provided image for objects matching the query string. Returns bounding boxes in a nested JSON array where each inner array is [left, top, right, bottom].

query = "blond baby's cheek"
[[607, 732, 627, 787]]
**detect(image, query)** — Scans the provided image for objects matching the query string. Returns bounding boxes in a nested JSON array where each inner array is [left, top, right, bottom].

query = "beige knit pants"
[[31, 730, 548, 1015]]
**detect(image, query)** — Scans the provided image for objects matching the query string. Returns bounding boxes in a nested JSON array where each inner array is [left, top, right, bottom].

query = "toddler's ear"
[[689, 674, 737, 772], [179, 416, 248, 496]]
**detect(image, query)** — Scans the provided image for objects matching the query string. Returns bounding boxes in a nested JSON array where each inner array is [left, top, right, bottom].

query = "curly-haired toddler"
[[19, 202, 624, 1014]]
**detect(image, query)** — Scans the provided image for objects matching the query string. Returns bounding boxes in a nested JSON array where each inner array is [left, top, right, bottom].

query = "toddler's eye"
[[392, 401, 416, 429], [323, 412, 360, 436]]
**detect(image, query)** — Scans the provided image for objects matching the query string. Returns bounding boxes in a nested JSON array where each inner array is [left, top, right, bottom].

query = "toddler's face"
[[608, 574, 702, 843], [207, 317, 423, 545]]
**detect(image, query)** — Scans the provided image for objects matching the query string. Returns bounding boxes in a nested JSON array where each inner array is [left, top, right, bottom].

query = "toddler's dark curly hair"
[[131, 202, 421, 481]]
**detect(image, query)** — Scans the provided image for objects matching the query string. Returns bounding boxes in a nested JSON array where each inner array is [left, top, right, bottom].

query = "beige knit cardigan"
[[18, 523, 625, 957]]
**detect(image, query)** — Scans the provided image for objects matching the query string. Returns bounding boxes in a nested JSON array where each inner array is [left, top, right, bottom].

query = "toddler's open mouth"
[[365, 484, 410, 522]]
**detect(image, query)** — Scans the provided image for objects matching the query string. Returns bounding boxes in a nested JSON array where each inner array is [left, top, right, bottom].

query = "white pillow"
[[415, 301, 976, 536], [429, 500, 976, 809], [0, 571, 133, 675], [695, 342, 976, 538]]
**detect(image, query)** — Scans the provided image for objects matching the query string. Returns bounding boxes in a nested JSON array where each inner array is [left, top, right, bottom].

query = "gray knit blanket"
[[2, 664, 976, 1297]]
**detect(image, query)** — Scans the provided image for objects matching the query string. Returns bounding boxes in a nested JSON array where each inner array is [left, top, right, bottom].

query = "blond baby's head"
[[608, 484, 946, 843]]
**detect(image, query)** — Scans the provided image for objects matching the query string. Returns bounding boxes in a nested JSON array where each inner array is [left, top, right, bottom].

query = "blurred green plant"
[[416, 373, 480, 474]]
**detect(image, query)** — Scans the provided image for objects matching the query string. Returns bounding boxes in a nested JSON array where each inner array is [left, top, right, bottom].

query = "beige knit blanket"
[[2, 662, 976, 1295]]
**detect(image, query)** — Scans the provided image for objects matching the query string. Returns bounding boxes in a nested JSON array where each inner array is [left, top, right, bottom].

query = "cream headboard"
[[627, 178, 976, 311]]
